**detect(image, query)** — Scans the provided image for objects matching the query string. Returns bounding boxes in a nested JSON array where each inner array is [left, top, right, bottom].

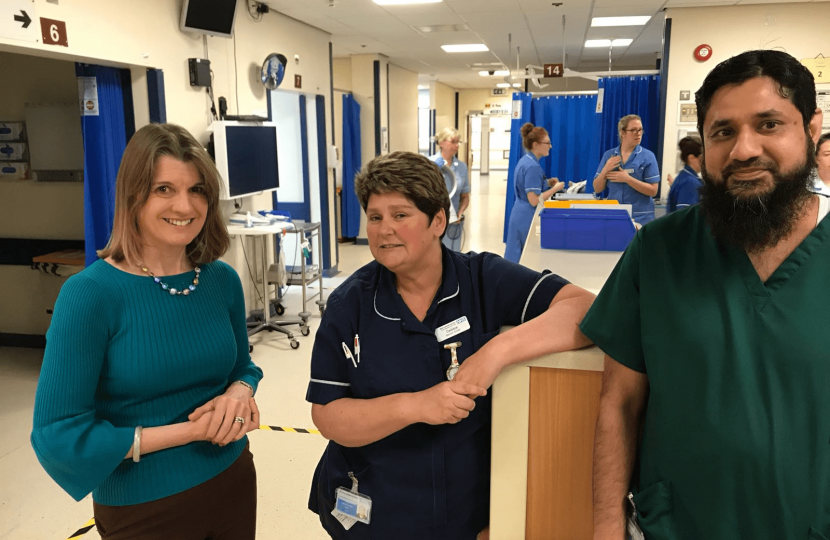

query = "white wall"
[[388, 64, 418, 153], [432, 81, 457, 147], [661, 2, 830, 196], [0, 0, 335, 330]]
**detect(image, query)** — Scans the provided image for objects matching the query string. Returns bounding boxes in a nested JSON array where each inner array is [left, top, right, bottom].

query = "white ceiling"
[[261, 0, 828, 89]]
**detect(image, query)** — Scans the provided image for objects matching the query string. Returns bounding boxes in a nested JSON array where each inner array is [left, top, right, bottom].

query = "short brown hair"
[[354, 151, 449, 237], [521, 122, 548, 151], [617, 114, 642, 141], [97, 123, 230, 266]]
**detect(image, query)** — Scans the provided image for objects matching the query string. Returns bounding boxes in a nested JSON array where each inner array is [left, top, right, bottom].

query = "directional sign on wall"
[[0, 0, 38, 43]]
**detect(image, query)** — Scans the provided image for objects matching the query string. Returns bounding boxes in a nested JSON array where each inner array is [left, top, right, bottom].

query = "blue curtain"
[[532, 94, 602, 191], [504, 92, 601, 240], [341, 94, 362, 238], [504, 92, 532, 242], [76, 64, 129, 267], [597, 75, 662, 163]]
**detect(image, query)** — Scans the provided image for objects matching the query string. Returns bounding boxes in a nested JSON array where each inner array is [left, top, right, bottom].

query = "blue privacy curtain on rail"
[[341, 94, 362, 238], [532, 94, 602, 191], [597, 75, 662, 168], [503, 92, 601, 241], [76, 64, 130, 266]]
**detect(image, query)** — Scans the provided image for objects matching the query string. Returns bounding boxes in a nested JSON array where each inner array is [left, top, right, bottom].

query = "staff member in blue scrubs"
[[504, 123, 564, 263], [668, 136, 703, 213], [429, 127, 470, 251], [306, 151, 594, 540], [593, 114, 660, 225]]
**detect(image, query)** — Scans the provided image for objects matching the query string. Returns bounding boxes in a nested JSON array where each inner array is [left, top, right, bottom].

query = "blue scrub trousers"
[[504, 203, 536, 263]]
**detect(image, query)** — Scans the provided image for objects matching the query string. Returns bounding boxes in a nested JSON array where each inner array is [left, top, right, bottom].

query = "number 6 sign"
[[40, 18, 68, 47]]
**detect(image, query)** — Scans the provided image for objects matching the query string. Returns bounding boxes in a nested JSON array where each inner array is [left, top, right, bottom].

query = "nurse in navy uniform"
[[306, 151, 594, 539]]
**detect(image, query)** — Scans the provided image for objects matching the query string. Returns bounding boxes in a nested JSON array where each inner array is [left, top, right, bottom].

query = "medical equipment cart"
[[280, 220, 327, 329]]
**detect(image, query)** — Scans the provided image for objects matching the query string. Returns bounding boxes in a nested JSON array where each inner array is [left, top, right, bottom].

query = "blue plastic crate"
[[540, 207, 636, 251]]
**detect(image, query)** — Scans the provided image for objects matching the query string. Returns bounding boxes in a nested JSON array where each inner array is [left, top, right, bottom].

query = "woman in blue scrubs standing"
[[504, 123, 564, 263], [429, 127, 470, 251], [593, 114, 660, 226], [306, 151, 594, 540], [667, 136, 703, 213]]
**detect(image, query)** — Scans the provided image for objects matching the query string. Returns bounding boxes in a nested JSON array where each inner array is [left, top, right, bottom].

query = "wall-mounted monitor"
[[210, 121, 280, 200], [180, 0, 238, 38]]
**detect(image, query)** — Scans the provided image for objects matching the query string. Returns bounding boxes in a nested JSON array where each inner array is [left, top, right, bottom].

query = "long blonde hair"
[[97, 123, 230, 266]]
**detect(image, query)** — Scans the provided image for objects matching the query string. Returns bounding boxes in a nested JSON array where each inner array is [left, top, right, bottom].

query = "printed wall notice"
[[801, 57, 830, 84], [817, 86, 830, 129], [77, 77, 99, 116]]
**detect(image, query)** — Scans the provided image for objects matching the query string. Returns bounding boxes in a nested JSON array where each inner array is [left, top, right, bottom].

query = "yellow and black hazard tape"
[[259, 424, 321, 435], [67, 518, 95, 539]]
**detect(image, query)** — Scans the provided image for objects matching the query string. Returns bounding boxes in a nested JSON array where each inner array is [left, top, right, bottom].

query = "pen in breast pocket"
[[342, 342, 357, 368], [354, 334, 361, 364]]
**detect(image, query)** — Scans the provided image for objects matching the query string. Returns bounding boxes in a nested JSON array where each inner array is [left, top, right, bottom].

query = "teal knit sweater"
[[31, 259, 264, 506]]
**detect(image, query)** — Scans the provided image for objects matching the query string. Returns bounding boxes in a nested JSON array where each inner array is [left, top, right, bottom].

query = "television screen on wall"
[[180, 0, 238, 38]]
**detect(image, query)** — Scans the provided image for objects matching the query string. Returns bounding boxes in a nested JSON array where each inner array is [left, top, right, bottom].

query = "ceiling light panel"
[[442, 44, 489, 53], [373, 0, 442, 5], [585, 39, 633, 48], [413, 24, 470, 33], [591, 16, 651, 27]]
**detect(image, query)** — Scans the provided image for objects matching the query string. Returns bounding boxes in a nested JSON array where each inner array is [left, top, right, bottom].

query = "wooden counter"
[[489, 209, 622, 539]]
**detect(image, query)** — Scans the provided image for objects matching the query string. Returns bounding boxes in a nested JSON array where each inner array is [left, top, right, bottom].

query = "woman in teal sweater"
[[31, 124, 264, 539]]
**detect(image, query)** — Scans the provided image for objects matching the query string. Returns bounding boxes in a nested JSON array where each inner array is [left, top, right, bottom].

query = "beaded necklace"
[[140, 265, 201, 296]]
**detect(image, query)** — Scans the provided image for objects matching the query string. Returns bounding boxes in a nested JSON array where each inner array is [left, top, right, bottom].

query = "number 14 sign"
[[544, 63, 564, 78]]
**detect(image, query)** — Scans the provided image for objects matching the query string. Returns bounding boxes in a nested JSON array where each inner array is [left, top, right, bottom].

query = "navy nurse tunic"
[[307, 246, 568, 539]]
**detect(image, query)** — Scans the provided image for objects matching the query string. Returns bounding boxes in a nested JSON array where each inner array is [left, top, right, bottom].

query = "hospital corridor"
[[3, 1, 830, 539]]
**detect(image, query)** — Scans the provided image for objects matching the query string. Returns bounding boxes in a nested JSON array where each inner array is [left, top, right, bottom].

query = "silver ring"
[[233, 416, 245, 424]]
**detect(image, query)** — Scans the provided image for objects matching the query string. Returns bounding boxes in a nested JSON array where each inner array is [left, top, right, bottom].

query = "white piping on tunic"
[[310, 378, 351, 387], [374, 282, 460, 319], [521, 273, 555, 324], [374, 286, 402, 321], [437, 283, 460, 304]]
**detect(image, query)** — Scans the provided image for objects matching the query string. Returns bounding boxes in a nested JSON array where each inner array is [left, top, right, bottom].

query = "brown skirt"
[[93, 445, 257, 540]]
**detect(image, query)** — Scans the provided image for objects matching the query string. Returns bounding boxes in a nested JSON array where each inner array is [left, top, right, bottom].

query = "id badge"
[[435, 316, 470, 342], [334, 487, 372, 524]]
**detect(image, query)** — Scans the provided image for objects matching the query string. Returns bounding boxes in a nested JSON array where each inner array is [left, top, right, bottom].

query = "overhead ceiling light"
[[512, 83, 522, 88], [478, 70, 509, 76], [496, 83, 511, 88], [414, 24, 470, 33], [373, 0, 441, 4], [585, 39, 633, 48], [418, 85, 429, 89], [591, 16, 651, 27], [442, 44, 489, 53]]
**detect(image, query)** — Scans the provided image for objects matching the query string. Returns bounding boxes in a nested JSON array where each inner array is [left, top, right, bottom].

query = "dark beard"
[[699, 146, 816, 252]]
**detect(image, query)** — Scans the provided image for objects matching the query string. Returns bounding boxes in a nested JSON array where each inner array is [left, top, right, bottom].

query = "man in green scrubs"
[[582, 50, 830, 540]]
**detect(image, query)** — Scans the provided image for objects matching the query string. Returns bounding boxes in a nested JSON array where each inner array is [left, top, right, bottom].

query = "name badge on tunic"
[[435, 316, 470, 342], [332, 472, 372, 530], [624, 168, 635, 174]]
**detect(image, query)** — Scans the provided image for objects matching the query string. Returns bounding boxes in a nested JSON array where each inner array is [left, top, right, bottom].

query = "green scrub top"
[[580, 204, 830, 540]]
